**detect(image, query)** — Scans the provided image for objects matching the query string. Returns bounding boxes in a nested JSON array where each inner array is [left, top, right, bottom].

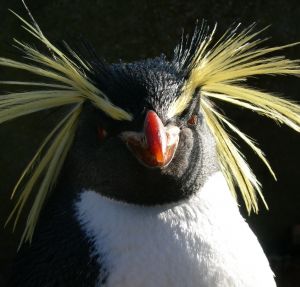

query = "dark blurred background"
[[0, 0, 299, 286]]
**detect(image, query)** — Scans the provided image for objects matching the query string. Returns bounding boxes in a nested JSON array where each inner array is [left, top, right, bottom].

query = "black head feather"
[[61, 52, 220, 205]]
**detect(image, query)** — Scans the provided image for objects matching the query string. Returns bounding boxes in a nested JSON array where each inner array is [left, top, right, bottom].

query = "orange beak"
[[144, 110, 167, 164], [121, 110, 180, 168]]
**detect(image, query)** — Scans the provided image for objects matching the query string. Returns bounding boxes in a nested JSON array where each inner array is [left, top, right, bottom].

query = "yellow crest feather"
[[180, 24, 300, 213], [0, 3, 132, 246]]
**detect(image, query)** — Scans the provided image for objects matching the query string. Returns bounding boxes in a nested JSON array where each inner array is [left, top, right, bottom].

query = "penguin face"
[[68, 56, 219, 205]]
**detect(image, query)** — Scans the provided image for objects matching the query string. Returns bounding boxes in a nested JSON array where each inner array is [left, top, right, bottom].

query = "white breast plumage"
[[75, 171, 276, 287]]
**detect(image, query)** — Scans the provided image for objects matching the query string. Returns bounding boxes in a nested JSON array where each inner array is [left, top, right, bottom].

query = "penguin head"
[[68, 56, 219, 205]]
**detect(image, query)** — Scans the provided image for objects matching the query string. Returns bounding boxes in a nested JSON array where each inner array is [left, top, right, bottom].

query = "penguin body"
[[76, 172, 275, 287], [11, 172, 276, 287], [9, 97, 276, 286]]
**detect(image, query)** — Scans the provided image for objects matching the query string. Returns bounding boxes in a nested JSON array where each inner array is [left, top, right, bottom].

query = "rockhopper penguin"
[[1, 3, 300, 287]]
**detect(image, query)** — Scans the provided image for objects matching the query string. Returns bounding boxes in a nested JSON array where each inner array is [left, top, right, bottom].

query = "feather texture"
[[170, 23, 300, 213], [0, 3, 131, 245], [0, 3, 299, 244]]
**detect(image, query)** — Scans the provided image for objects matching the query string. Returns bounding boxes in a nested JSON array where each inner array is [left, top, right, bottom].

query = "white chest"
[[75, 172, 276, 287]]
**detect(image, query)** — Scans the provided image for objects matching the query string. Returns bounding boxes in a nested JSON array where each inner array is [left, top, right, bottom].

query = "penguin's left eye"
[[97, 126, 107, 142], [187, 114, 198, 126]]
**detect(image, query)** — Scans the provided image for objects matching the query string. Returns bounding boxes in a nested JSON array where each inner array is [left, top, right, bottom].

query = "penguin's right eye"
[[187, 114, 198, 126], [97, 126, 107, 142]]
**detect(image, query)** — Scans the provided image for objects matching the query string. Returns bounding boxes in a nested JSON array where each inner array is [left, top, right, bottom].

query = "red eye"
[[187, 114, 198, 126], [97, 126, 107, 142]]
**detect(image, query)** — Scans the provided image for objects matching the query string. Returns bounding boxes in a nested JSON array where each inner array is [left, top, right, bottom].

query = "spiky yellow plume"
[[0, 3, 132, 246], [171, 24, 300, 213]]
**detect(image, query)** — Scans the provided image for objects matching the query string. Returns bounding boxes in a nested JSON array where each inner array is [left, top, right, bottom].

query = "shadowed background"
[[0, 0, 299, 286]]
